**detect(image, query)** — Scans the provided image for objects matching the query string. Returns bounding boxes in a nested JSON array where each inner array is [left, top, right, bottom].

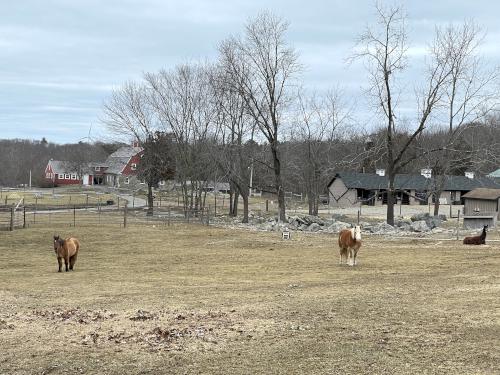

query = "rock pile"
[[211, 212, 450, 237]]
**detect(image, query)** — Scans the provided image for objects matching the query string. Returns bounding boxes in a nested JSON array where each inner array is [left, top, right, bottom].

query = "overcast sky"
[[1, 0, 499, 144]]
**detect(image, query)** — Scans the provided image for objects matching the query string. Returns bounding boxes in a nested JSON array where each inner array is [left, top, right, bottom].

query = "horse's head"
[[53, 235, 64, 253], [350, 225, 361, 241]]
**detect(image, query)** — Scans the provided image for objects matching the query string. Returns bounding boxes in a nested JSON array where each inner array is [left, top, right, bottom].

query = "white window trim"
[[124, 177, 129, 184], [131, 163, 137, 171], [159, 180, 165, 186], [65, 174, 70, 179], [71, 174, 77, 180], [95, 166, 100, 171]]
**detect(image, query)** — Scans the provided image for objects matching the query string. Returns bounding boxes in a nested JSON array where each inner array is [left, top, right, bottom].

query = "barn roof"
[[105, 157, 131, 175], [328, 172, 500, 191], [108, 146, 143, 158], [487, 168, 500, 178], [102, 146, 144, 175], [462, 188, 500, 200]]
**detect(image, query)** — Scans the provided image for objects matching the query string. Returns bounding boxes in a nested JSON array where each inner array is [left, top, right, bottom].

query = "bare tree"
[[425, 21, 500, 214], [291, 89, 351, 215], [352, 4, 454, 225], [145, 63, 221, 212], [211, 65, 255, 222], [219, 11, 301, 222], [102, 80, 159, 212]]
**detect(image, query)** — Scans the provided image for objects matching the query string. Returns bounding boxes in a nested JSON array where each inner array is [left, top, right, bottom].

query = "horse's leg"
[[353, 249, 358, 266], [57, 257, 62, 272], [347, 248, 352, 266], [339, 248, 343, 265], [69, 253, 77, 270], [64, 256, 69, 272]]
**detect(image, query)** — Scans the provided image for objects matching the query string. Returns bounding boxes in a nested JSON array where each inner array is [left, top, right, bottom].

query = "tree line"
[[0, 138, 118, 188], [4, 5, 498, 226], [102, 5, 499, 225]]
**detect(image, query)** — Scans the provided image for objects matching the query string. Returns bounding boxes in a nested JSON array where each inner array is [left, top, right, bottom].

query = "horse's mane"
[[57, 238, 65, 248]]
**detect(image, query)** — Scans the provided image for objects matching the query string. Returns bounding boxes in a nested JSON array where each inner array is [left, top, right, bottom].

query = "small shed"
[[462, 188, 500, 229]]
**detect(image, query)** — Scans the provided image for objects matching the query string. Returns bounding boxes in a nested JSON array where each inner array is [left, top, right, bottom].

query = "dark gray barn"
[[462, 188, 500, 229]]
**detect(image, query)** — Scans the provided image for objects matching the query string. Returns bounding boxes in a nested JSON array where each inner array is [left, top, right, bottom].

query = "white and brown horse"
[[338, 226, 362, 266], [53, 235, 80, 272]]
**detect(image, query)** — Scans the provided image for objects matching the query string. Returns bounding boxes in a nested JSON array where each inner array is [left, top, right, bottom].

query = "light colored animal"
[[53, 235, 80, 272], [338, 226, 362, 266]]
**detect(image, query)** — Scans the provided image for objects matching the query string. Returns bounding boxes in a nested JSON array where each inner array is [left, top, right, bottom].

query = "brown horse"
[[338, 225, 362, 266], [53, 235, 80, 272]]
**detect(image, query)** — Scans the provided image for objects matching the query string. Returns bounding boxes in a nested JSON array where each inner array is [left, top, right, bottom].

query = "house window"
[[159, 180, 165, 186], [55, 174, 59, 179], [71, 174, 77, 180], [124, 177, 129, 184], [95, 166, 100, 171], [65, 174, 70, 179], [131, 163, 137, 171]]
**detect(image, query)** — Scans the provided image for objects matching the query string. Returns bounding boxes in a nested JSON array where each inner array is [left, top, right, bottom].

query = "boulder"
[[411, 220, 429, 232], [307, 223, 322, 232], [425, 216, 442, 229], [410, 212, 430, 222]]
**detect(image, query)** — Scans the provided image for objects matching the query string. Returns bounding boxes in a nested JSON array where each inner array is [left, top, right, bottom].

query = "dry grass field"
[[0, 223, 499, 374]]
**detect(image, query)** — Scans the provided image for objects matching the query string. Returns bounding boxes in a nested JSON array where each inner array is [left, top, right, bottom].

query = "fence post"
[[117, 196, 120, 209], [357, 209, 360, 225], [133, 194, 135, 208], [86, 194, 89, 209], [456, 210, 460, 241], [214, 195, 217, 217], [167, 206, 171, 227], [10, 206, 14, 231], [124, 203, 128, 228], [73, 205, 76, 227], [23, 206, 26, 229], [266, 200, 269, 212], [207, 207, 210, 226]]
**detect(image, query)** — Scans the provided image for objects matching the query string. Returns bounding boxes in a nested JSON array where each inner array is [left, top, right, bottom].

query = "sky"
[[1, 0, 499, 144]]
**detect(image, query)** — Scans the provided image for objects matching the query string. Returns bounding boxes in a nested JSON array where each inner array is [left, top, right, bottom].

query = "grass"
[[0, 222, 499, 374]]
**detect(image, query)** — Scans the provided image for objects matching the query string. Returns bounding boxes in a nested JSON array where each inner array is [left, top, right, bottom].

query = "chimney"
[[421, 168, 432, 179], [465, 171, 475, 179], [375, 169, 385, 177]]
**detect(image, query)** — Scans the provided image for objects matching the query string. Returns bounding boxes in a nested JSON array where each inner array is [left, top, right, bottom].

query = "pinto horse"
[[338, 225, 362, 266], [463, 225, 488, 245], [53, 235, 80, 272]]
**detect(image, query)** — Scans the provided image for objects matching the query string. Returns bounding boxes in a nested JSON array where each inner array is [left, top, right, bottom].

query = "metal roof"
[[328, 172, 500, 191], [462, 188, 500, 200]]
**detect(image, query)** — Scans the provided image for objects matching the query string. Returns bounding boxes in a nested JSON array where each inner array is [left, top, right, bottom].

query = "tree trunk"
[[147, 183, 154, 216], [433, 190, 442, 216], [271, 144, 286, 222], [386, 173, 395, 226], [229, 190, 234, 216], [232, 191, 239, 216], [242, 194, 249, 223]]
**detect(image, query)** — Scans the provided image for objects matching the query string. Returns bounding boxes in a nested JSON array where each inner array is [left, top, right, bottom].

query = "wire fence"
[[0, 205, 210, 231]]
